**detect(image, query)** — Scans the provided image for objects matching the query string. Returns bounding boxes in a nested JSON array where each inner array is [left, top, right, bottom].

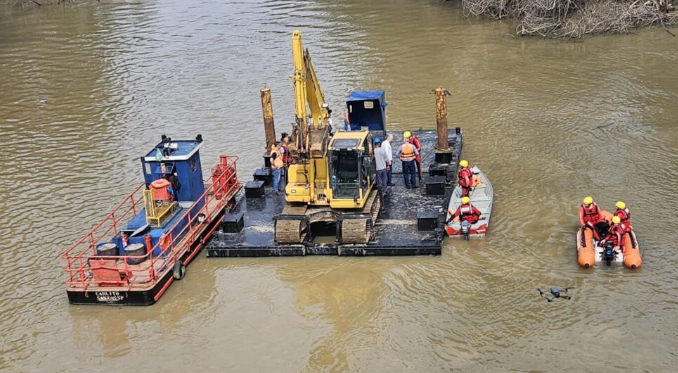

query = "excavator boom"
[[290, 30, 330, 159]]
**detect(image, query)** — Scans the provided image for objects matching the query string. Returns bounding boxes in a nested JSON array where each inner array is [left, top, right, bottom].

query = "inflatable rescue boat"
[[444, 166, 493, 238], [576, 210, 642, 269]]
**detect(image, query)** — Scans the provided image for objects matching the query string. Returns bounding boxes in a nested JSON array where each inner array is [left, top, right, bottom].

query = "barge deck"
[[206, 129, 462, 257]]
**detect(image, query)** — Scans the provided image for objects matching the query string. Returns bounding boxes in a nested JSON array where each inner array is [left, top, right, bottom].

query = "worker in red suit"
[[614, 201, 632, 229], [447, 196, 481, 224], [579, 196, 611, 240], [457, 160, 474, 197], [601, 216, 626, 251]]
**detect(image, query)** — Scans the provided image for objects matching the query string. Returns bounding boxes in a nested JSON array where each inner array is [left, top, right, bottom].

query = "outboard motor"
[[461, 220, 471, 241], [603, 241, 616, 266]]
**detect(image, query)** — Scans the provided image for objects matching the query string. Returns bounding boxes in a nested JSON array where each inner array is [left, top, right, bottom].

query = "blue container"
[[96, 243, 118, 256], [124, 243, 146, 265], [148, 230, 165, 257]]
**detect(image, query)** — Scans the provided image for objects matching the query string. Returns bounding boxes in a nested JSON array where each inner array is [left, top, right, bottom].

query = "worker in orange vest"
[[395, 137, 419, 189], [404, 131, 422, 181], [270, 142, 284, 195]]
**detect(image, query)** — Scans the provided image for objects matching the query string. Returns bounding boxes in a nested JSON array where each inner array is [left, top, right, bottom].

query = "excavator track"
[[275, 219, 307, 244], [367, 191, 382, 223], [341, 219, 370, 244], [340, 190, 382, 244], [274, 205, 308, 244]]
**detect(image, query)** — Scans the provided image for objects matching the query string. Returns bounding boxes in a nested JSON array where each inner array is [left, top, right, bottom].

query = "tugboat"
[[62, 135, 241, 305]]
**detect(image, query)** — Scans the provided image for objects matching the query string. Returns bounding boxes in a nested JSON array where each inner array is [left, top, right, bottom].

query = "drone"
[[537, 287, 574, 302]]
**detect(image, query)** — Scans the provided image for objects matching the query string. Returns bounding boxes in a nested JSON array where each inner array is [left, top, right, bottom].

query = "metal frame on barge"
[[62, 137, 241, 306]]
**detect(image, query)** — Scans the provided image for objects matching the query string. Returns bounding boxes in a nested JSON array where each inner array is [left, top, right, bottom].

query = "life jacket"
[[459, 203, 480, 223], [400, 143, 416, 161], [460, 204, 474, 216], [280, 144, 292, 164], [271, 148, 283, 169], [605, 223, 626, 247], [580, 203, 601, 224], [458, 167, 473, 187], [614, 208, 631, 225]]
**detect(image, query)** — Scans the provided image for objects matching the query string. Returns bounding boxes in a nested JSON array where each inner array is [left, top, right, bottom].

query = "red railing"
[[62, 155, 241, 290]]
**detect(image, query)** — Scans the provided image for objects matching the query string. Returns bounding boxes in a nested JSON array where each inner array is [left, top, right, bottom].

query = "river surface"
[[1, 0, 678, 372]]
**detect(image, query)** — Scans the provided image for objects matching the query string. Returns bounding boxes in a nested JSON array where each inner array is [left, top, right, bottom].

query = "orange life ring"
[[151, 179, 171, 189]]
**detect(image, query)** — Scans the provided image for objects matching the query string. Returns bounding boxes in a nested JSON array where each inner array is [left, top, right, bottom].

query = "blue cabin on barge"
[[345, 90, 387, 132]]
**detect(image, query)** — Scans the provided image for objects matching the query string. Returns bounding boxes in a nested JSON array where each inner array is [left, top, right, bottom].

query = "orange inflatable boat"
[[576, 210, 642, 269]]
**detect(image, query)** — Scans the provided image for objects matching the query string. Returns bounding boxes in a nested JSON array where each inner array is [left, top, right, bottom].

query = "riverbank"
[[11, 0, 678, 38], [460, 0, 678, 37]]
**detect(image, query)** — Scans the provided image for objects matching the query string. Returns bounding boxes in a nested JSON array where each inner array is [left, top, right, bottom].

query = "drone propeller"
[[561, 295, 571, 300]]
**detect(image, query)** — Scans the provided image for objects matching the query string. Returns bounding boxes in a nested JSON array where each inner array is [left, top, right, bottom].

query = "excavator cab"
[[328, 131, 375, 206]]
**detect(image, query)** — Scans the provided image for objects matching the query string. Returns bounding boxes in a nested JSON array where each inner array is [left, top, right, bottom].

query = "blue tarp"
[[347, 90, 388, 106], [346, 90, 387, 131]]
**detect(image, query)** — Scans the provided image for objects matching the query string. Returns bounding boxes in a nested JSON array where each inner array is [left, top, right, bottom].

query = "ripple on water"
[[1, 0, 678, 372]]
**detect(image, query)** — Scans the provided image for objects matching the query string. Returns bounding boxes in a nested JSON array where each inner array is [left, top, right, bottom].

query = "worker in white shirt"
[[382, 134, 394, 186]]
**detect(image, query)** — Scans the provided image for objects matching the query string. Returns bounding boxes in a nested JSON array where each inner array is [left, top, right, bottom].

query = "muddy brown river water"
[[1, 0, 678, 372]]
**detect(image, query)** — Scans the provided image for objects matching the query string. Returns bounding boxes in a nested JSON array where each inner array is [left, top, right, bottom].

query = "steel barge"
[[206, 88, 463, 257]]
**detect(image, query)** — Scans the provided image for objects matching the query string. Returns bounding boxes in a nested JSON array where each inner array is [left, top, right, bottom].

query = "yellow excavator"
[[276, 30, 381, 245]]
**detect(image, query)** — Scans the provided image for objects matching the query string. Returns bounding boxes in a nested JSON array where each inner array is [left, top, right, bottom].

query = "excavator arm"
[[290, 30, 330, 159]]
